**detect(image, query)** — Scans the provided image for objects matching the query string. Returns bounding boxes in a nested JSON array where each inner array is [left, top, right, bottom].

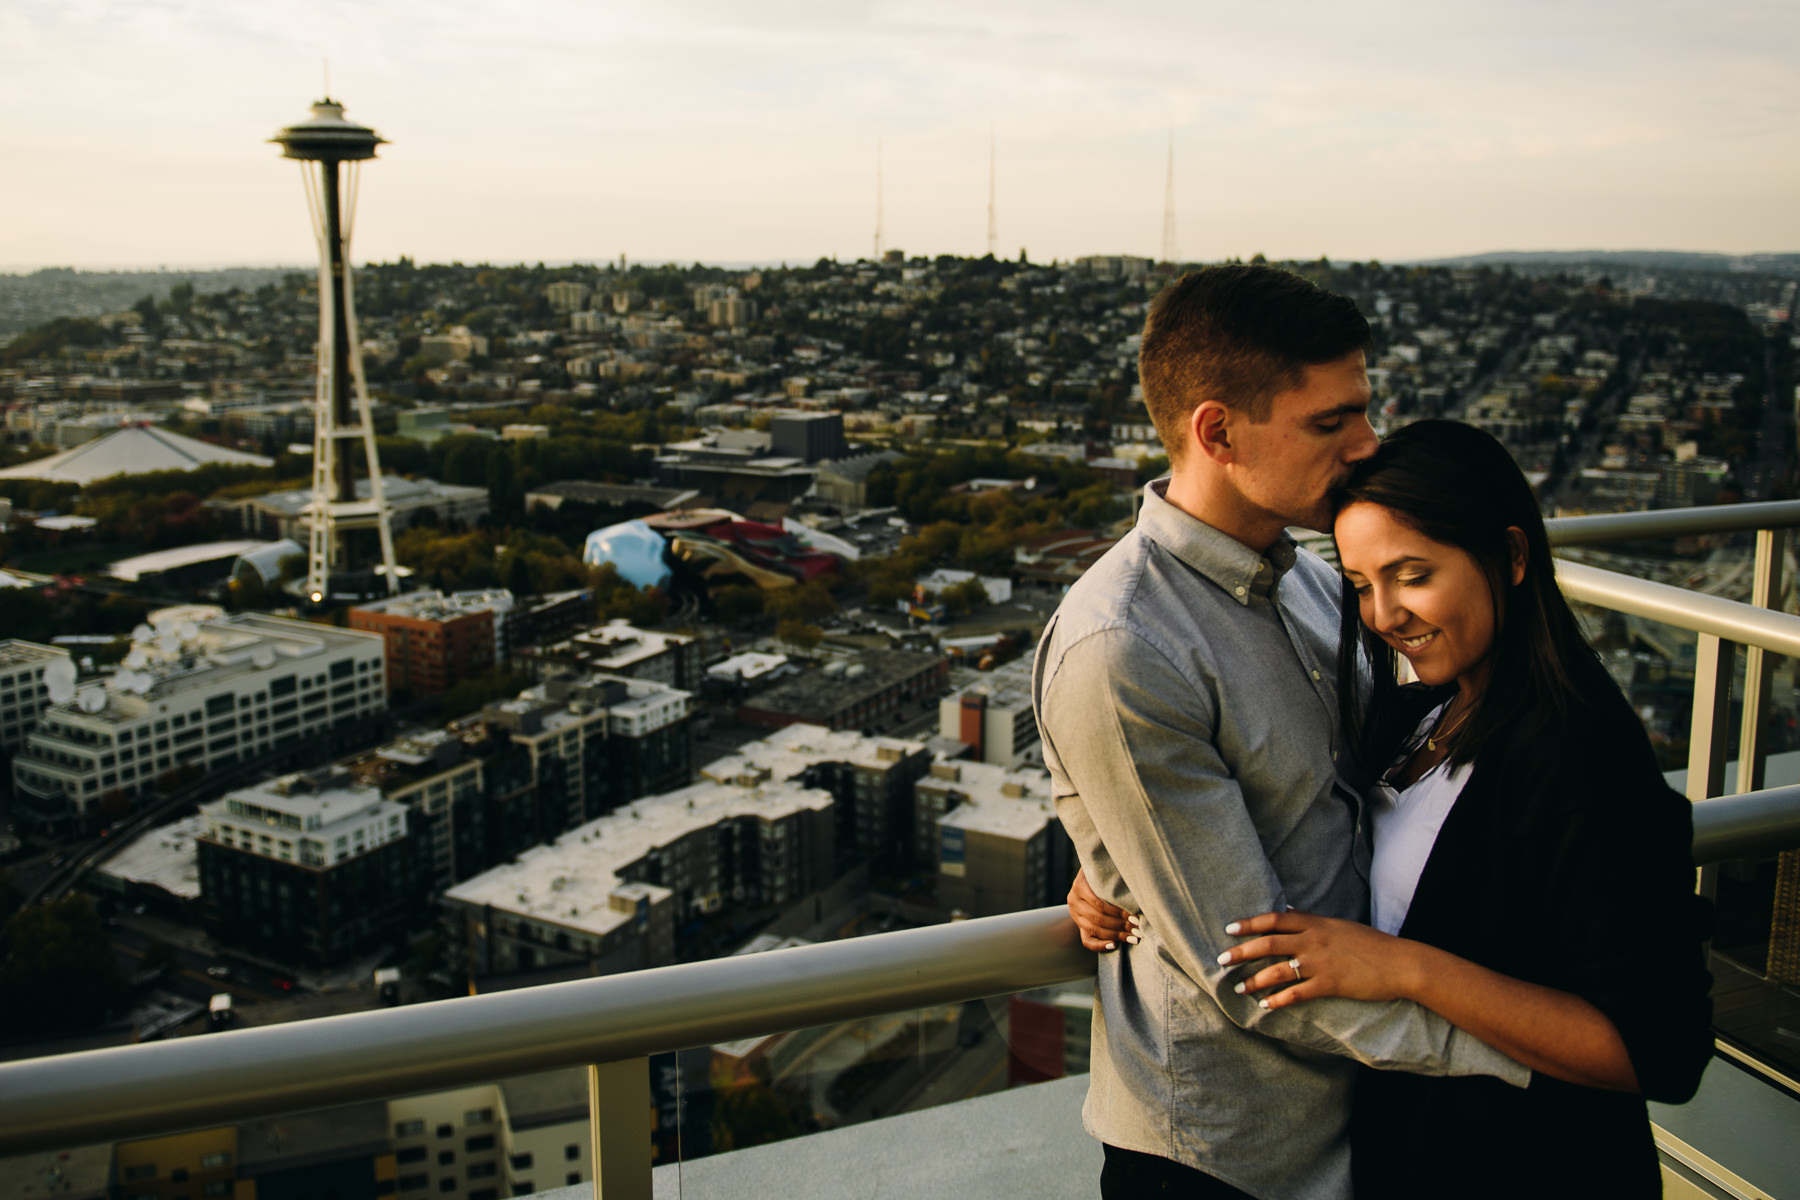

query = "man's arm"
[[1042, 625, 1527, 1083]]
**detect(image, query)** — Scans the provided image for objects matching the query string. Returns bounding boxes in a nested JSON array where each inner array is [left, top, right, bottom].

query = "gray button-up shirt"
[[1033, 479, 1528, 1200]]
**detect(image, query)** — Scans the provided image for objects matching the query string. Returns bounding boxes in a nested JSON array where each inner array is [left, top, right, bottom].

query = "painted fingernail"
[[1103, 942, 1116, 951], [1233, 982, 1246, 995], [1216, 950, 1232, 965], [1125, 935, 1140, 945], [1258, 998, 1270, 1009], [1223, 921, 1242, 935]]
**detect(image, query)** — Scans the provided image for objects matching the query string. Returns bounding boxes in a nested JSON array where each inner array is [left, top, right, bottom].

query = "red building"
[[349, 592, 497, 697]]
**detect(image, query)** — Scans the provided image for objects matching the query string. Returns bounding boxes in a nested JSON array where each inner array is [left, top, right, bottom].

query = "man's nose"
[[1344, 415, 1378, 463]]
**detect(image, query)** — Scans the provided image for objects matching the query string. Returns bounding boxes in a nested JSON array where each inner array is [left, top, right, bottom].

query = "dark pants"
[[1101, 1145, 1256, 1198]]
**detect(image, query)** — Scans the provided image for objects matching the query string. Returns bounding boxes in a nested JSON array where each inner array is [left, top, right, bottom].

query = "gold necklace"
[[1425, 700, 1472, 752]]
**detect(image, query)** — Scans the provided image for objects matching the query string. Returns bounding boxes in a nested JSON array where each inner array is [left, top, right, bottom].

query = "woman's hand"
[[1216, 910, 1421, 1009], [1068, 868, 1137, 952]]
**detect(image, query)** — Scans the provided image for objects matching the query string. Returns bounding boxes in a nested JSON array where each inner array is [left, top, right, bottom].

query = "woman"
[[1073, 420, 1713, 1196]]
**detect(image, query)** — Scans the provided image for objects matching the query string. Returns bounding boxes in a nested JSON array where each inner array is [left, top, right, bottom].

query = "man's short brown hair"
[[1139, 265, 1371, 461]]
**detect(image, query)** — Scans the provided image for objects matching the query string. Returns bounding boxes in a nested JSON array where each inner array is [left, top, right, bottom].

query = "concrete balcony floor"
[[536, 1075, 1097, 1200]]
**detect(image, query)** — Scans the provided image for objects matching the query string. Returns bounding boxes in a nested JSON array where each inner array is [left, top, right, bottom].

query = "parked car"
[[205, 965, 231, 979], [271, 976, 297, 991]]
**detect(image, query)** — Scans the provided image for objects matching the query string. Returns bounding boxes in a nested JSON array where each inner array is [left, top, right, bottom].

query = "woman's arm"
[[1067, 866, 1138, 951], [1219, 910, 1639, 1092]]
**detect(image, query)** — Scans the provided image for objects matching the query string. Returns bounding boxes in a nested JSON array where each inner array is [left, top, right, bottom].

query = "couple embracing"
[[1032, 266, 1714, 1199]]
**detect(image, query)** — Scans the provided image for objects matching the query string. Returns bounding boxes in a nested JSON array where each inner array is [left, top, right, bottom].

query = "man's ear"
[[1192, 400, 1235, 465], [1505, 526, 1527, 586]]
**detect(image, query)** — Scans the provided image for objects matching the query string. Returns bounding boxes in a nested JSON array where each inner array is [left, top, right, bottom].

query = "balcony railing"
[[1, 501, 1799, 1199]]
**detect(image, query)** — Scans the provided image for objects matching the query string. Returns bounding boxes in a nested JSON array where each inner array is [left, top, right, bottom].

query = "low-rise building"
[[12, 610, 386, 832], [229, 475, 490, 542], [528, 620, 702, 692], [737, 649, 946, 734]]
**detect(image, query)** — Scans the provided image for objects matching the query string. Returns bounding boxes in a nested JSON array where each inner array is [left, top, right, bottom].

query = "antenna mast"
[[1161, 129, 1178, 265], [987, 125, 998, 258], [873, 136, 884, 261]]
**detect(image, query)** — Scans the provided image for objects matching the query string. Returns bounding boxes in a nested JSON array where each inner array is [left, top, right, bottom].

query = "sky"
[[4, 0, 1798, 271]]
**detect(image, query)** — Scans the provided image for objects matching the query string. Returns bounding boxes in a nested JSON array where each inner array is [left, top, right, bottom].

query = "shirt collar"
[[1137, 478, 1299, 607]]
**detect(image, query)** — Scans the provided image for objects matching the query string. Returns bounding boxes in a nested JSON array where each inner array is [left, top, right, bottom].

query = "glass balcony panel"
[[1565, 588, 1800, 1085], [665, 985, 1092, 1191]]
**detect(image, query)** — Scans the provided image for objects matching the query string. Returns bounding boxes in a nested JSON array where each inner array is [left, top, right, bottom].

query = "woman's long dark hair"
[[1334, 419, 1600, 771]]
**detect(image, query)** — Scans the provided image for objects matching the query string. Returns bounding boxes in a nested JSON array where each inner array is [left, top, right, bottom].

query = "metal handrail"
[[0, 905, 1092, 1156], [1691, 785, 1800, 864], [3, 781, 1798, 1159], [1554, 560, 1800, 657], [1547, 500, 1800, 546]]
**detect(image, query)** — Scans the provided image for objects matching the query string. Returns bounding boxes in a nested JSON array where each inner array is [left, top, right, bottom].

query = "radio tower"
[[873, 136, 884, 261], [1161, 130, 1179, 265], [272, 96, 400, 604], [986, 126, 998, 258]]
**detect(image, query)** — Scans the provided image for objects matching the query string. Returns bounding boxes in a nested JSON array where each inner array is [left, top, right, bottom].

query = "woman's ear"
[[1505, 526, 1527, 586]]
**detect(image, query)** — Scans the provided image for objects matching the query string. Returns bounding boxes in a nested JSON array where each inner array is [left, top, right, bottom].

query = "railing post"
[[1736, 529, 1785, 791], [1688, 633, 1735, 901], [587, 1058, 651, 1200]]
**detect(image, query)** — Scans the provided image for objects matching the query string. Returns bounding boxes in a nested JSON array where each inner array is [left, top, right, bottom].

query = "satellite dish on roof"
[[251, 645, 276, 669], [132, 624, 154, 644], [78, 687, 106, 713], [124, 649, 148, 670], [157, 634, 179, 656], [177, 621, 200, 643], [44, 658, 77, 705], [132, 672, 153, 695]]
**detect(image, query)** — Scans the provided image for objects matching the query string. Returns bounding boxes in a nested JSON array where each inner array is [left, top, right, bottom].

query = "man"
[[1032, 266, 1527, 1200]]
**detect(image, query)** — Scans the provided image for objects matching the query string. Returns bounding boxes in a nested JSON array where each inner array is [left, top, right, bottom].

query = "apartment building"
[[350, 591, 501, 697], [937, 656, 1041, 768], [196, 769, 423, 965], [481, 673, 693, 835], [528, 620, 702, 692], [443, 732, 847, 981], [918, 759, 1069, 919], [11, 610, 386, 832], [344, 724, 541, 893]]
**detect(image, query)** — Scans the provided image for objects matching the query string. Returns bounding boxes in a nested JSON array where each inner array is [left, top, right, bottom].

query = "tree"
[[0, 896, 129, 1034], [775, 618, 823, 651]]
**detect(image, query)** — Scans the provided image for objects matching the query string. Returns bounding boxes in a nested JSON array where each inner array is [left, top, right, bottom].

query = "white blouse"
[[1368, 704, 1474, 936]]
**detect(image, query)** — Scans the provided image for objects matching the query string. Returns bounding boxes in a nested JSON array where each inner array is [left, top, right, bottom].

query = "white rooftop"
[[443, 777, 833, 939], [108, 539, 273, 582], [926, 760, 1058, 841], [699, 723, 927, 783], [98, 814, 206, 899], [0, 425, 272, 485], [707, 651, 788, 681]]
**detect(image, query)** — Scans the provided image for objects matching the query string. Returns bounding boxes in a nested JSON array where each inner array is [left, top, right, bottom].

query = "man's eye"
[[1399, 574, 1429, 587], [1316, 420, 1341, 433]]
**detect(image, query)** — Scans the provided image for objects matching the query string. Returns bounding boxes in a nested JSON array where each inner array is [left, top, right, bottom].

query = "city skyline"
[[4, 0, 1798, 271]]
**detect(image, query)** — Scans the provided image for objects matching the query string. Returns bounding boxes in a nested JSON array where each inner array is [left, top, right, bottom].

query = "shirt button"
[[1332, 750, 1339, 761], [1234, 585, 1246, 597], [1311, 669, 1321, 680], [1255, 563, 1265, 573]]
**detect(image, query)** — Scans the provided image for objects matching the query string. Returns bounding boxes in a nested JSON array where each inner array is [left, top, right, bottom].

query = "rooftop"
[[699, 723, 928, 783], [926, 760, 1058, 841], [107, 539, 272, 582], [96, 813, 205, 899], [0, 640, 67, 668], [442, 776, 830, 938]]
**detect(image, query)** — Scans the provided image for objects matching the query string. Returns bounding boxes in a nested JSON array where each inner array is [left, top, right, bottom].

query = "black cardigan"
[[1349, 660, 1714, 1198]]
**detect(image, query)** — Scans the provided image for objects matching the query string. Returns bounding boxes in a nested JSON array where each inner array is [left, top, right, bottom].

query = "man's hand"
[[1068, 867, 1138, 952]]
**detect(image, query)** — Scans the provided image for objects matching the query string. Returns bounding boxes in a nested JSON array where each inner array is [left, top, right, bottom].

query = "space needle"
[[272, 96, 401, 603]]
